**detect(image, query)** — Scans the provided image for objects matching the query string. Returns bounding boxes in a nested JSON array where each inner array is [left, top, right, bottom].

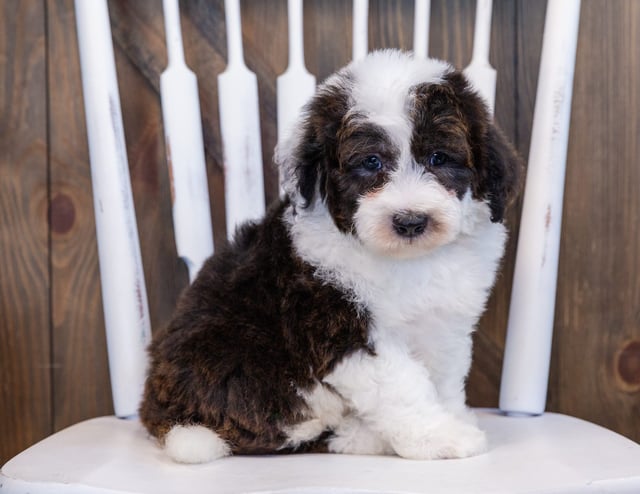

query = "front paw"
[[391, 416, 487, 460]]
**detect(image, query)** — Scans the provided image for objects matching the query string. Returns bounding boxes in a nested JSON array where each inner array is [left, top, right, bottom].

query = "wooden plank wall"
[[1, 0, 639, 464], [0, 1, 51, 462]]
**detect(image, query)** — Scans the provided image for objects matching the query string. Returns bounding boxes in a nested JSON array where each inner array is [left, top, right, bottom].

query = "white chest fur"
[[285, 202, 505, 459], [287, 202, 506, 346]]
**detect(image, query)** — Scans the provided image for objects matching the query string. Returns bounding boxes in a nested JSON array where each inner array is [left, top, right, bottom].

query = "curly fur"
[[139, 50, 521, 463]]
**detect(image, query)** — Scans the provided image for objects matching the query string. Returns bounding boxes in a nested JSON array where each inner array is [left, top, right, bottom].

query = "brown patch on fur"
[[329, 116, 400, 233], [139, 201, 371, 455], [293, 81, 400, 234], [410, 71, 522, 222], [294, 81, 352, 209]]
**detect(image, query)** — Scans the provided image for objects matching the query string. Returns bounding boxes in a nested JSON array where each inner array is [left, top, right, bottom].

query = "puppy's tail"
[[163, 424, 230, 464]]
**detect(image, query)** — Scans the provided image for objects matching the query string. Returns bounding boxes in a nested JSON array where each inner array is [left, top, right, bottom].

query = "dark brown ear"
[[441, 71, 523, 223], [275, 82, 351, 208], [484, 124, 523, 223]]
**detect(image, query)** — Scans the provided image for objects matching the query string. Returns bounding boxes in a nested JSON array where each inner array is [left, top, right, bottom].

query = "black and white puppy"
[[140, 50, 521, 463]]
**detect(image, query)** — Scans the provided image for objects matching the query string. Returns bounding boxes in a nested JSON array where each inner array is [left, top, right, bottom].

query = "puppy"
[[140, 50, 521, 464]]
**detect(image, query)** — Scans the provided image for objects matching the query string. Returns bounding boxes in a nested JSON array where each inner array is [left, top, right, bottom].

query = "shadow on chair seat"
[[2, 410, 640, 494]]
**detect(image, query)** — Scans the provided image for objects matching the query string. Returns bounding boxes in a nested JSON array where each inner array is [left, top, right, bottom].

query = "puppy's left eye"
[[429, 151, 451, 167], [360, 155, 383, 172]]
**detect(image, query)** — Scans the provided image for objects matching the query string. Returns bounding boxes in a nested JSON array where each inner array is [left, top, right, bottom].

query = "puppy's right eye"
[[429, 151, 450, 167], [360, 155, 382, 172]]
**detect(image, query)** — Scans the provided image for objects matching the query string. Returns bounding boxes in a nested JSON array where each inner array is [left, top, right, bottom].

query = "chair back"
[[74, 0, 581, 419]]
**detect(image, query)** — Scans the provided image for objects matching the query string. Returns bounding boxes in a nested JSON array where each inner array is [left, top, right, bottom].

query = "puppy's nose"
[[392, 212, 429, 238]]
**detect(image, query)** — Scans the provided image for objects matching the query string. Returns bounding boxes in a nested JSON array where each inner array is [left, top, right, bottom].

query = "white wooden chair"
[[2, 1, 640, 493]]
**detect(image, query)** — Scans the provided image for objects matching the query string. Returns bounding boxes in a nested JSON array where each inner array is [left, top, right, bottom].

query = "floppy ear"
[[274, 83, 350, 208], [275, 119, 323, 208], [435, 71, 523, 223], [443, 71, 523, 223], [483, 124, 523, 223]]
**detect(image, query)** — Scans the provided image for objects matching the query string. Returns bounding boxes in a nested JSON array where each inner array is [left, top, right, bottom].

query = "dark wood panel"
[[47, 0, 113, 431], [550, 0, 640, 442], [429, 0, 475, 68], [0, 0, 51, 464], [303, 0, 353, 81], [369, 0, 415, 52], [514, 0, 547, 158]]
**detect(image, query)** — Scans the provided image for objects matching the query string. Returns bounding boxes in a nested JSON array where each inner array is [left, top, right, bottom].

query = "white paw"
[[164, 425, 230, 463], [391, 416, 487, 460], [328, 417, 393, 456]]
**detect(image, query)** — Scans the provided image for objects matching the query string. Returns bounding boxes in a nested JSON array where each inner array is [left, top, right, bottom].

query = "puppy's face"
[[278, 51, 521, 258]]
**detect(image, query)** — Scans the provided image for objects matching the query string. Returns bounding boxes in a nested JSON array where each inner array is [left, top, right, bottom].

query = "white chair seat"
[[2, 409, 640, 494]]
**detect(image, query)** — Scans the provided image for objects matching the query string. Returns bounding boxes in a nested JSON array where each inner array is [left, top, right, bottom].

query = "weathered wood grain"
[[550, 0, 640, 439], [46, 0, 113, 432], [303, 0, 352, 81], [0, 0, 52, 463], [369, 0, 414, 52]]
